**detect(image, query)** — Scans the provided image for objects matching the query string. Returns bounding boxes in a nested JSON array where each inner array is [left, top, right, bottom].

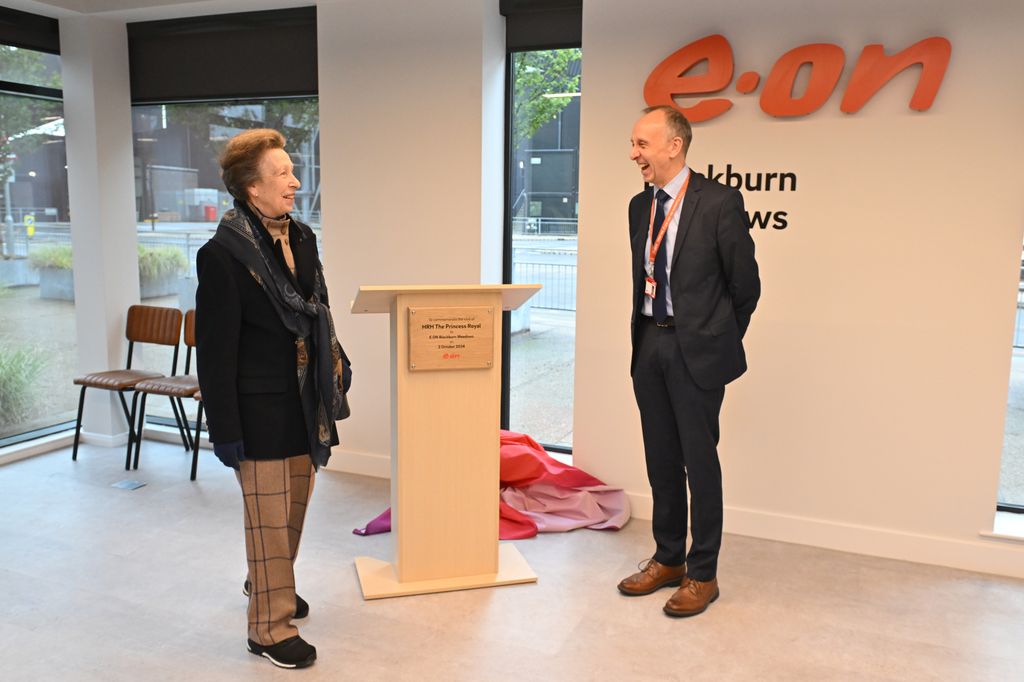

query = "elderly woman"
[[195, 129, 350, 670]]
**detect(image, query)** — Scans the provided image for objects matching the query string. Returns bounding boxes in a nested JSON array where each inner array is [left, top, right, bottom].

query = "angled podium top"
[[351, 284, 541, 314]]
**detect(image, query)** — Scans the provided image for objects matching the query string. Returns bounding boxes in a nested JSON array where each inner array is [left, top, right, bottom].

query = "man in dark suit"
[[616, 106, 759, 617]]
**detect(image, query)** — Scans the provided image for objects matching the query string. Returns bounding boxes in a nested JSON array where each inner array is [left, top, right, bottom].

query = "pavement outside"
[[509, 308, 575, 447], [1000, 349, 1024, 506]]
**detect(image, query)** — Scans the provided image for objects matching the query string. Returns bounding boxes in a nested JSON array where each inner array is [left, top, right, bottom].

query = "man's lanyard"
[[646, 173, 690, 277]]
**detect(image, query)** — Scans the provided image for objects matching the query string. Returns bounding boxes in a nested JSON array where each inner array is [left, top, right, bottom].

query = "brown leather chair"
[[129, 309, 202, 478], [72, 305, 183, 468]]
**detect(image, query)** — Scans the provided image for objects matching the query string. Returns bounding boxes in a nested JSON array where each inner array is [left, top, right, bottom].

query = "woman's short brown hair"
[[219, 128, 286, 200]]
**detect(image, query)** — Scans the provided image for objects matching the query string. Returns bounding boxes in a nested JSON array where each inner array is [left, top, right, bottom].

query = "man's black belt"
[[643, 315, 675, 328]]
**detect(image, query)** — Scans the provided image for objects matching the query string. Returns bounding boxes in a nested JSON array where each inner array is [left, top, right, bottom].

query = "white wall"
[[27, 0, 1023, 578], [317, 0, 504, 476], [60, 15, 141, 444], [574, 0, 1024, 576]]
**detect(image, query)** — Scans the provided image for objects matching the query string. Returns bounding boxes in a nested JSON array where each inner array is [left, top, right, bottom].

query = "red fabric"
[[498, 430, 604, 489], [354, 430, 612, 540], [498, 500, 538, 539]]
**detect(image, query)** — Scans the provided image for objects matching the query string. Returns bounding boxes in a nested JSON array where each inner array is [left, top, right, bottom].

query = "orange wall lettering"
[[643, 34, 734, 123], [760, 44, 845, 117], [644, 35, 952, 122], [840, 37, 952, 114]]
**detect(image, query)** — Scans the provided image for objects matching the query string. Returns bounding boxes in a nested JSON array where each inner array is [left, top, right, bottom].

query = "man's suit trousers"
[[631, 317, 724, 581]]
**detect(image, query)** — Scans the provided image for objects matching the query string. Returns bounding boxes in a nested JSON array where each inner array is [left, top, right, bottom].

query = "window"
[[0, 45, 59, 91], [123, 7, 320, 432], [505, 48, 581, 449], [0, 44, 72, 442], [1000, 244, 1024, 511]]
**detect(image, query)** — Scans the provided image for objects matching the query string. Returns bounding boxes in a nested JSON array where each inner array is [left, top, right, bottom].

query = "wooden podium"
[[351, 284, 540, 599]]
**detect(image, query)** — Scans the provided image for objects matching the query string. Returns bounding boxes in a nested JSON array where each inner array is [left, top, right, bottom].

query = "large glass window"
[[130, 98, 320, 424], [1000, 244, 1024, 510], [0, 44, 60, 91], [0, 46, 72, 442], [506, 49, 581, 449]]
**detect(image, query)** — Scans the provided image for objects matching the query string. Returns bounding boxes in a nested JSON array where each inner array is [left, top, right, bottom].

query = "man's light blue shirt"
[[643, 165, 689, 318]]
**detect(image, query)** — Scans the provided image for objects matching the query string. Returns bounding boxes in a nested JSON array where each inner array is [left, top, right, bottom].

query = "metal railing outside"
[[512, 260, 576, 311], [3, 221, 323, 281], [2, 221, 70, 258], [7, 219, 576, 310], [1015, 284, 1024, 348], [511, 216, 578, 236], [4, 207, 60, 223]]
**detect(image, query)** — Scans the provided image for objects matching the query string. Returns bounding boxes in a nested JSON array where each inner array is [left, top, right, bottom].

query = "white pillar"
[[480, 8, 506, 285], [60, 16, 140, 445]]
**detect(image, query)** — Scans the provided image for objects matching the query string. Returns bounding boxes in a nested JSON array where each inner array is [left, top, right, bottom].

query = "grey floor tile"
[[2, 442, 1024, 680]]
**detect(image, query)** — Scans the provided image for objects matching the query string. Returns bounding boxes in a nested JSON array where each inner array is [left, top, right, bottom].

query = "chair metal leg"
[[181, 397, 195, 450], [117, 390, 136, 444], [124, 391, 142, 471], [168, 395, 191, 451], [176, 396, 194, 451], [190, 401, 204, 481], [72, 386, 87, 461], [133, 393, 148, 471]]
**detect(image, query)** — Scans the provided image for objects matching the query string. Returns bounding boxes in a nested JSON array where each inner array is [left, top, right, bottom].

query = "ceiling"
[[3, 0, 314, 22]]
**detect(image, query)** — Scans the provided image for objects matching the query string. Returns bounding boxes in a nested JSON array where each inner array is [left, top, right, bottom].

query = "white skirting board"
[[325, 447, 391, 479], [625, 490, 1024, 580], [80, 429, 130, 448]]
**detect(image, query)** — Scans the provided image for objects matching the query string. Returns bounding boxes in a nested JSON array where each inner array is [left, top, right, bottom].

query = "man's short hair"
[[643, 105, 692, 154]]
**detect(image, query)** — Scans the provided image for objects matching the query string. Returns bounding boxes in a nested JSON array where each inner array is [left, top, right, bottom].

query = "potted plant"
[[0, 256, 39, 287], [29, 244, 74, 300], [31, 244, 188, 300], [137, 245, 188, 298]]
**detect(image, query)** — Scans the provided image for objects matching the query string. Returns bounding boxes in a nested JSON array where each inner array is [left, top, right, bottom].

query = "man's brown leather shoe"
[[663, 576, 719, 617], [617, 558, 686, 596]]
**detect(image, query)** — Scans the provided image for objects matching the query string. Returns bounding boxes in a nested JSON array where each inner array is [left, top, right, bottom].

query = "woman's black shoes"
[[243, 579, 308, 619], [294, 594, 309, 619], [247, 636, 316, 669], [242, 582, 315, 667]]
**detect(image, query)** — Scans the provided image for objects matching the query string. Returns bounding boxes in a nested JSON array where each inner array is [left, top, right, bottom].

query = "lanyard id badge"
[[644, 174, 689, 299]]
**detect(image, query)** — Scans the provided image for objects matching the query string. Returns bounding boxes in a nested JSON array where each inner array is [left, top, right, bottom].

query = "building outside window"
[[507, 48, 580, 450]]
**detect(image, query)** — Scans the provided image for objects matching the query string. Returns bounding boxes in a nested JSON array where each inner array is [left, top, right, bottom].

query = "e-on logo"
[[644, 34, 951, 122]]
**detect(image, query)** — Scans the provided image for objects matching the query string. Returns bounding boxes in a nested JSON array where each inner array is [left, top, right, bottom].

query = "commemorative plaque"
[[407, 306, 494, 371]]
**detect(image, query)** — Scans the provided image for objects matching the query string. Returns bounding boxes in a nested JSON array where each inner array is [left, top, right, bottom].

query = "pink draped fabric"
[[353, 430, 630, 539]]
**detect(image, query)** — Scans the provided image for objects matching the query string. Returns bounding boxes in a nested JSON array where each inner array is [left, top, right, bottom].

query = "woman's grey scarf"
[[211, 201, 348, 469]]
